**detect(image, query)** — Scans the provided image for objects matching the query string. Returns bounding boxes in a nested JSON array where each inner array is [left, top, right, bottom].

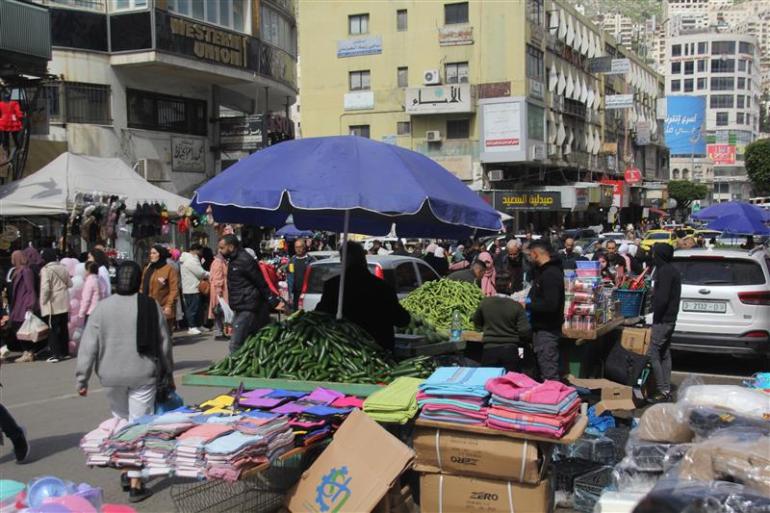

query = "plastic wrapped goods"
[[632, 480, 770, 513], [553, 434, 617, 464], [636, 403, 693, 444], [688, 406, 770, 439], [595, 491, 646, 513], [678, 385, 770, 421]]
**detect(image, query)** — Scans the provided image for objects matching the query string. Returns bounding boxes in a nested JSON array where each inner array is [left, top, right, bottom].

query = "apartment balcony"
[[0, 0, 51, 78]]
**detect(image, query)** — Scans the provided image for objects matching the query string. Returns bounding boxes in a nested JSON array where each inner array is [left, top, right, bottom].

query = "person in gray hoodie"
[[76, 261, 173, 503]]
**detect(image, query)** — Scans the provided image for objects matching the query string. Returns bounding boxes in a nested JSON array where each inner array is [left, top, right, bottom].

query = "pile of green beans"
[[400, 279, 483, 331]]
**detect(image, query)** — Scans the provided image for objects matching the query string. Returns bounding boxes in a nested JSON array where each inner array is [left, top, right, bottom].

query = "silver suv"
[[653, 248, 770, 362]]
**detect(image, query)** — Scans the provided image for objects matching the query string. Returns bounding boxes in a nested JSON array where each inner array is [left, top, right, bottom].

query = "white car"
[[648, 248, 770, 363]]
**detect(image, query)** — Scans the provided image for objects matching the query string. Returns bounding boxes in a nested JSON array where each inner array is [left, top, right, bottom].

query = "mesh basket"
[[574, 466, 614, 513], [613, 289, 646, 318]]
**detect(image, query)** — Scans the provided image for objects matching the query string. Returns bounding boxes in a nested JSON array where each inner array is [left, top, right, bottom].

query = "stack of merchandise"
[[564, 261, 610, 331], [174, 423, 234, 478], [363, 377, 423, 424], [485, 372, 580, 439], [204, 424, 295, 481], [80, 417, 128, 467], [417, 367, 505, 425]]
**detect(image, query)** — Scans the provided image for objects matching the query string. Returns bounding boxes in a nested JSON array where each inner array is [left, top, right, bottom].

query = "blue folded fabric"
[[420, 412, 484, 425], [265, 389, 308, 400], [419, 367, 505, 397], [205, 432, 265, 454], [305, 405, 352, 416]]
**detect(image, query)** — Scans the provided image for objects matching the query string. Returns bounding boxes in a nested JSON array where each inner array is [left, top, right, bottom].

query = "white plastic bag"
[[16, 312, 50, 342], [217, 297, 234, 325]]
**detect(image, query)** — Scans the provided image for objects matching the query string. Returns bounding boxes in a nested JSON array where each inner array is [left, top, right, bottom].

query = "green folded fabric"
[[363, 377, 424, 424]]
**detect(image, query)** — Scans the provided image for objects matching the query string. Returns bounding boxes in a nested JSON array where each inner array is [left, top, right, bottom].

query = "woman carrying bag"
[[9, 251, 38, 362], [76, 261, 174, 503], [40, 249, 72, 362], [141, 245, 179, 337]]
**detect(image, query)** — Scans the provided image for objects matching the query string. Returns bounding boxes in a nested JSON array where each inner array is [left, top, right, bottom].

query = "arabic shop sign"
[[588, 57, 631, 75], [605, 94, 634, 110], [343, 91, 374, 111], [337, 36, 382, 58], [171, 136, 206, 173], [492, 191, 562, 211], [220, 115, 263, 151], [438, 26, 473, 46], [405, 84, 473, 115]]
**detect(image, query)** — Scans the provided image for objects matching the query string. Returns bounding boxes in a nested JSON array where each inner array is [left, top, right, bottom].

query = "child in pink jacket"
[[79, 262, 102, 323]]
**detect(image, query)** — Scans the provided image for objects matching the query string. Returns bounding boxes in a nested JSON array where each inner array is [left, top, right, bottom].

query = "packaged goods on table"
[[417, 367, 504, 425], [400, 279, 483, 331], [563, 263, 615, 332]]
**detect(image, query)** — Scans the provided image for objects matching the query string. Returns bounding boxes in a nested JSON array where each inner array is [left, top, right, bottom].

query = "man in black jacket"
[[494, 239, 528, 293], [220, 235, 284, 354], [648, 243, 681, 403], [316, 242, 410, 351], [527, 241, 565, 381]]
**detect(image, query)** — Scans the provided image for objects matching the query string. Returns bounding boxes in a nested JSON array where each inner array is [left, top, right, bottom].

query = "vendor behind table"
[[470, 284, 532, 372]]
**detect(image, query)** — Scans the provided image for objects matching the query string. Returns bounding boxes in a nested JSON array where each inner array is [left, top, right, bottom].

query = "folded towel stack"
[[417, 367, 505, 426], [363, 377, 424, 424]]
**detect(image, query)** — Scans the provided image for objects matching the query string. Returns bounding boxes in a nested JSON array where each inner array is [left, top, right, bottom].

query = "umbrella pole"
[[336, 210, 351, 320]]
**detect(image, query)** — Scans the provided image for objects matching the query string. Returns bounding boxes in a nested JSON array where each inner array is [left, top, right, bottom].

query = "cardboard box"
[[420, 473, 553, 513], [285, 410, 414, 513], [413, 426, 545, 483], [621, 327, 651, 355], [569, 376, 636, 415], [373, 485, 419, 513]]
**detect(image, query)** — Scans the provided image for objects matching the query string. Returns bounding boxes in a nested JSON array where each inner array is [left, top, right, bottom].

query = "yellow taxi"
[[640, 230, 677, 251]]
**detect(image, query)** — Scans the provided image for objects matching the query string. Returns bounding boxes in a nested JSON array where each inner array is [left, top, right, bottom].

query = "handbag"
[[16, 312, 50, 342], [198, 279, 210, 295]]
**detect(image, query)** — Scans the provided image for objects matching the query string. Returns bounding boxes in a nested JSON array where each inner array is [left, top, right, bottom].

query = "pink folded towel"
[[486, 372, 576, 405]]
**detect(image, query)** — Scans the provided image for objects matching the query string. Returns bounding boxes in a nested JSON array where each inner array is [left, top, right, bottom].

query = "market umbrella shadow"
[[0, 431, 86, 465]]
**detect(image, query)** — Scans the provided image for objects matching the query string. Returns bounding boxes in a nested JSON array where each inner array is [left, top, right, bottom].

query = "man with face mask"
[[526, 241, 565, 381], [219, 235, 284, 354]]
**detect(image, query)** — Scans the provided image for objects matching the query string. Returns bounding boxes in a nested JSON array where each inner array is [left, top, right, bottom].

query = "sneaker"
[[187, 327, 202, 336], [647, 392, 672, 405], [128, 486, 153, 503], [120, 473, 130, 492], [46, 356, 60, 363], [13, 431, 30, 464], [16, 352, 34, 363]]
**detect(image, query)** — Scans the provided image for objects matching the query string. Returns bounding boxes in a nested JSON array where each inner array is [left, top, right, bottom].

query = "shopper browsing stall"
[[471, 290, 531, 371], [527, 241, 565, 381], [8, 250, 37, 362], [141, 245, 180, 337]]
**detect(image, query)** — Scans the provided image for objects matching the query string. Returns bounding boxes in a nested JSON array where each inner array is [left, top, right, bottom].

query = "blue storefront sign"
[[337, 36, 382, 58], [664, 96, 706, 156]]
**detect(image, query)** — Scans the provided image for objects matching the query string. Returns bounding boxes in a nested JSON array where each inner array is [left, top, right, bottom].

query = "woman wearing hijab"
[[76, 261, 174, 503], [87, 248, 112, 297], [476, 252, 497, 297], [141, 245, 180, 337], [9, 251, 38, 362], [423, 243, 449, 276], [39, 249, 72, 362]]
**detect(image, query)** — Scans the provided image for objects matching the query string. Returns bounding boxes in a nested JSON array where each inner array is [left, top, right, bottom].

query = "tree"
[[667, 180, 708, 211], [746, 138, 770, 196], [760, 92, 770, 134]]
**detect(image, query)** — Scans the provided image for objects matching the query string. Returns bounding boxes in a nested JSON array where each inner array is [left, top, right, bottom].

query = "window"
[[528, 104, 545, 141], [527, 0, 544, 26], [738, 59, 747, 72], [697, 59, 706, 72], [697, 78, 707, 90], [710, 94, 734, 108], [127, 89, 206, 135], [710, 77, 734, 90], [444, 2, 468, 24], [395, 263, 419, 293], [396, 9, 407, 31], [397, 121, 411, 135], [739, 41, 753, 54], [747, 79, 751, 90], [737, 77, 746, 89], [684, 79, 694, 92], [261, 5, 296, 55], [671, 62, 681, 74], [746, 96, 750, 108], [716, 112, 729, 126], [349, 125, 370, 138], [711, 59, 735, 73], [737, 112, 745, 124], [47, 82, 112, 124], [747, 61, 752, 74], [445, 61, 469, 84], [684, 61, 694, 75], [168, 0, 247, 32], [671, 80, 681, 92], [671, 44, 682, 57], [711, 41, 735, 54], [698, 41, 707, 54], [417, 262, 439, 284], [397, 67, 408, 88], [446, 119, 470, 139], [349, 70, 371, 90], [112, 0, 147, 11], [526, 45, 544, 81], [737, 95, 745, 108], [672, 258, 766, 286], [348, 13, 369, 34]]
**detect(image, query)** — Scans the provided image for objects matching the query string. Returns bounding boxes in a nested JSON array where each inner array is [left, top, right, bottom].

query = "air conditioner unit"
[[426, 130, 442, 142], [135, 158, 167, 183], [488, 169, 504, 181], [423, 69, 441, 85]]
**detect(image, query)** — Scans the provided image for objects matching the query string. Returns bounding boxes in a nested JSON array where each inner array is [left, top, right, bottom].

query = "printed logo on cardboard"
[[450, 455, 480, 466], [470, 492, 499, 501], [315, 467, 352, 512]]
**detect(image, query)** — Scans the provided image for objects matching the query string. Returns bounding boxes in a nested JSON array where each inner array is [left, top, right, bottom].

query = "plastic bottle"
[[450, 309, 462, 342]]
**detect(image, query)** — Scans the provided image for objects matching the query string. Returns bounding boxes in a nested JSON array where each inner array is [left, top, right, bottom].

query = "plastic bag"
[[633, 479, 770, 513], [217, 297, 234, 325], [636, 403, 694, 444], [155, 391, 184, 415], [16, 312, 49, 342], [678, 385, 770, 421]]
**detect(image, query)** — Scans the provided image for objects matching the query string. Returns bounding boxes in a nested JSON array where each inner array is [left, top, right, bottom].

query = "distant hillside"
[[575, 0, 664, 24]]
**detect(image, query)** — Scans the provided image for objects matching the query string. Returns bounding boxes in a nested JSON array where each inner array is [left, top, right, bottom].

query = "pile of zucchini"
[[207, 311, 434, 383]]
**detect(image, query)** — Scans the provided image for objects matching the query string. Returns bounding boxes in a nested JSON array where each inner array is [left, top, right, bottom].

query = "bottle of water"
[[450, 309, 462, 342]]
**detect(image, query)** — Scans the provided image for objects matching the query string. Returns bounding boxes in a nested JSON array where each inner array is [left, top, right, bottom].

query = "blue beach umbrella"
[[693, 201, 770, 223]]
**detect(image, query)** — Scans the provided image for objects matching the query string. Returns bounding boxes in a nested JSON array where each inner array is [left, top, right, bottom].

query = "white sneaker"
[[187, 327, 202, 335]]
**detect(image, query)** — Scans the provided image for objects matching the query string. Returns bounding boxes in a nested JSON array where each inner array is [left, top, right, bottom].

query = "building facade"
[[25, 0, 297, 195], [665, 31, 761, 202], [298, 0, 668, 230]]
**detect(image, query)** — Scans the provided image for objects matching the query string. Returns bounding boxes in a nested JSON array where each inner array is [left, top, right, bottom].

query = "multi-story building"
[[664, 0, 711, 35], [600, 13, 636, 49], [665, 31, 761, 202], [299, 0, 668, 230], [25, 0, 298, 195], [732, 4, 770, 92]]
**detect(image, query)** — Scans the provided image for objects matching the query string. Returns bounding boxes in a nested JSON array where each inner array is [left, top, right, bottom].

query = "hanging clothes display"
[[0, 101, 23, 132]]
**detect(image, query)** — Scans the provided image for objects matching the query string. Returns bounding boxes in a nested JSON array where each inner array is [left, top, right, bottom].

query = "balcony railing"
[[0, 0, 51, 59]]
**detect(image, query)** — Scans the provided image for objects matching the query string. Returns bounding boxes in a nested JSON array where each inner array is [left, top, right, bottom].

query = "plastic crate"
[[613, 289, 646, 318], [552, 459, 604, 492], [574, 466, 614, 513], [576, 261, 601, 270]]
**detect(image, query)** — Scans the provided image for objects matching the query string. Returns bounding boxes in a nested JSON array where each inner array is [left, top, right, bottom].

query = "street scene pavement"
[[1, 331, 762, 513]]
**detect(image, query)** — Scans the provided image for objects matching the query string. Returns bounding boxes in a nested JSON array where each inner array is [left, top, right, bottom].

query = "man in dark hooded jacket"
[[648, 243, 681, 403], [527, 240, 565, 381]]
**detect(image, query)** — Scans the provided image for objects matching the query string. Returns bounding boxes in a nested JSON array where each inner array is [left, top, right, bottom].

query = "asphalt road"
[[0, 333, 763, 513]]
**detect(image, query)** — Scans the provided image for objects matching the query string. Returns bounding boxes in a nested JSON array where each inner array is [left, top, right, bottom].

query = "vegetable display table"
[[182, 371, 384, 397]]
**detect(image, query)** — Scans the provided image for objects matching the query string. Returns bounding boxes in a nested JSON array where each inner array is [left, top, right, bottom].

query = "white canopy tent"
[[0, 153, 189, 217]]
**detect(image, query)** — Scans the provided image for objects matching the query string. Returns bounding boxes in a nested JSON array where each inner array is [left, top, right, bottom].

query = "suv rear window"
[[672, 257, 766, 286], [306, 263, 378, 293]]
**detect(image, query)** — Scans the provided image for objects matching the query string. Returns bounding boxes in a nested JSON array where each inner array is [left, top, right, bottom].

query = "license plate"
[[682, 300, 727, 313]]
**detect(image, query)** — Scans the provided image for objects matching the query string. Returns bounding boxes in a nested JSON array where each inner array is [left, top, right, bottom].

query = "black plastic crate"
[[603, 426, 631, 463], [574, 466, 614, 513], [552, 458, 604, 492]]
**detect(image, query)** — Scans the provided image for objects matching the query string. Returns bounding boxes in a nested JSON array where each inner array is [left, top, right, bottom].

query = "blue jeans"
[[183, 293, 201, 329]]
